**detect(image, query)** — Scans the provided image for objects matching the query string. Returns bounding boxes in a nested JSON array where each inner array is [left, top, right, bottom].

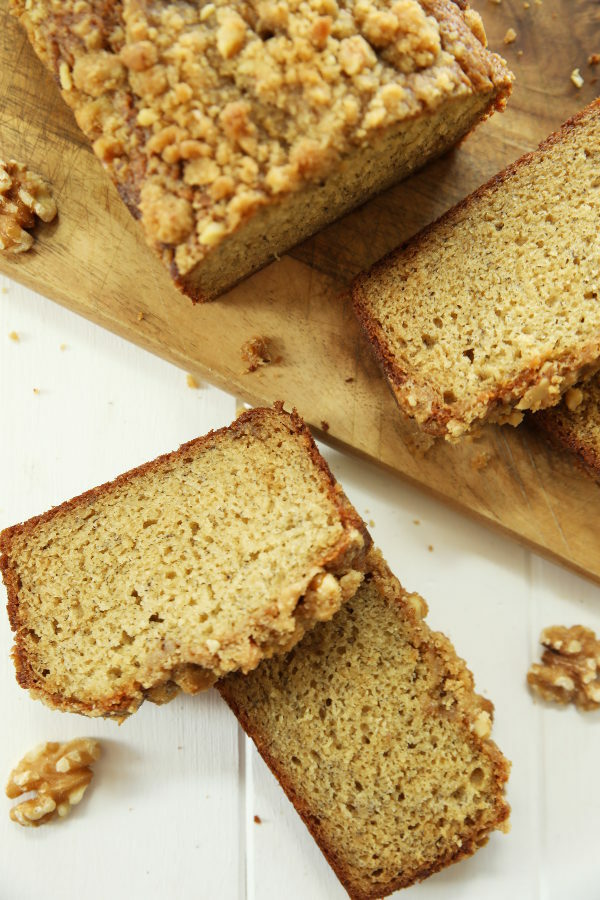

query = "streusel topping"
[[15, 1, 495, 273]]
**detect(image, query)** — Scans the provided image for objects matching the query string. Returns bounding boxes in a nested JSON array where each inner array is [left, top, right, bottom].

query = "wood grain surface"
[[1, 0, 599, 580]]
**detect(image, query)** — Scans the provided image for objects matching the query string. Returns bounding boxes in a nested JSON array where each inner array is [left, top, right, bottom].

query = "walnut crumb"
[[6, 739, 101, 827], [571, 68, 584, 88], [8, 331, 19, 342], [528, 625, 600, 711], [0, 159, 57, 253], [32, 388, 40, 395], [241, 336, 271, 373], [503, 28, 517, 44], [186, 373, 200, 389], [564, 386, 584, 411], [253, 814, 262, 824], [137, 311, 145, 322], [589, 54, 600, 66]]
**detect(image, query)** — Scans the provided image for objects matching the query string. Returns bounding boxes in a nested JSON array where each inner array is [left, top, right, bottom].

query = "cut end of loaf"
[[353, 99, 600, 440], [0, 404, 370, 719], [219, 547, 510, 898]]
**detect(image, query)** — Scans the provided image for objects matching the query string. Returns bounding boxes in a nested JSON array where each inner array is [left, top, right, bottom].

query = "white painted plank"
[[529, 556, 600, 900]]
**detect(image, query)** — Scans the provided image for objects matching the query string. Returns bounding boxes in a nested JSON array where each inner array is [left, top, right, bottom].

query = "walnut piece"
[[241, 336, 272, 372], [527, 625, 600, 711], [0, 159, 57, 253], [6, 738, 100, 827]]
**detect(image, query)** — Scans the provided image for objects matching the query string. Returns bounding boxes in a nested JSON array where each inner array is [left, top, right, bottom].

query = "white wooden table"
[[1, 275, 598, 900]]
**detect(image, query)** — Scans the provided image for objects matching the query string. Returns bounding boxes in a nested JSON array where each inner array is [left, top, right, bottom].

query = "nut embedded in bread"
[[353, 99, 600, 440], [219, 547, 510, 899], [0, 405, 369, 719], [10, 0, 512, 300]]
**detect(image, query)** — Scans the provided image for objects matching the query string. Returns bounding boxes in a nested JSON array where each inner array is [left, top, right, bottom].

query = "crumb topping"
[[13, 0, 500, 275]]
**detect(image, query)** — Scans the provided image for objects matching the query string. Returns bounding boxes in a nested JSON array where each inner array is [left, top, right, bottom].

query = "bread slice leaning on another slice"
[[10, 0, 512, 300], [533, 376, 600, 480], [219, 547, 510, 899], [0, 405, 370, 719], [353, 100, 600, 440]]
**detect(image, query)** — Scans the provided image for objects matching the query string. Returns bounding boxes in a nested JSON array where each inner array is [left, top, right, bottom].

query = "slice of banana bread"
[[10, 0, 512, 300], [353, 100, 600, 440], [219, 547, 510, 899], [534, 377, 600, 479], [0, 405, 369, 719]]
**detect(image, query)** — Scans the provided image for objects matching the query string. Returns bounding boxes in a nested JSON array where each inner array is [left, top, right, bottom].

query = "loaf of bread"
[[534, 378, 600, 479], [10, 0, 512, 300], [353, 100, 600, 440], [220, 547, 510, 899], [0, 405, 369, 718]]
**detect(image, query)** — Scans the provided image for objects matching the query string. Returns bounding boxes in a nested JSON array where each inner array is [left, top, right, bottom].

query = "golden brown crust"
[[353, 99, 600, 437], [219, 548, 510, 898], [1, 403, 370, 718]]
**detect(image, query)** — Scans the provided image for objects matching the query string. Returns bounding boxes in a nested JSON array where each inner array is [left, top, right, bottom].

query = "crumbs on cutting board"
[[321, 420, 330, 432], [571, 68, 584, 88], [589, 54, 600, 66], [241, 336, 271, 373], [503, 27, 517, 44], [137, 311, 145, 322]]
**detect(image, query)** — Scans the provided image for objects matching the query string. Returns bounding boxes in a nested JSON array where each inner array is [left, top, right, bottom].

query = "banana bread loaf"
[[10, 0, 512, 300], [0, 405, 369, 718], [353, 100, 600, 440], [220, 547, 510, 899]]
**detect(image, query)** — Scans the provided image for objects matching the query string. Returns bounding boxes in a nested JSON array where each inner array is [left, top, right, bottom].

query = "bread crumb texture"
[[220, 548, 510, 899], [0, 406, 368, 718], [241, 335, 271, 372], [10, 0, 511, 294], [528, 624, 600, 710], [353, 100, 600, 439]]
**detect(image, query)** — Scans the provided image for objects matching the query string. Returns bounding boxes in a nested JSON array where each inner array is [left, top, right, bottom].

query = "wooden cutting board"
[[1, 0, 599, 581]]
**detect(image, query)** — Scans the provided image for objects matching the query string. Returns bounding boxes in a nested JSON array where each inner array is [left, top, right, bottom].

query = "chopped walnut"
[[527, 625, 600, 711], [241, 336, 272, 372], [0, 159, 57, 253], [503, 28, 517, 44], [6, 738, 101, 827]]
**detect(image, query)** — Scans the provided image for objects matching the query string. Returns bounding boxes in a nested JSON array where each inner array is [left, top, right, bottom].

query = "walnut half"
[[527, 625, 600, 711], [0, 159, 57, 253], [6, 738, 101, 827]]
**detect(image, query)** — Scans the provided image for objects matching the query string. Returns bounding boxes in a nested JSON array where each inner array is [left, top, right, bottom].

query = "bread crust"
[[353, 99, 600, 438], [1, 403, 371, 717], [219, 548, 510, 899]]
